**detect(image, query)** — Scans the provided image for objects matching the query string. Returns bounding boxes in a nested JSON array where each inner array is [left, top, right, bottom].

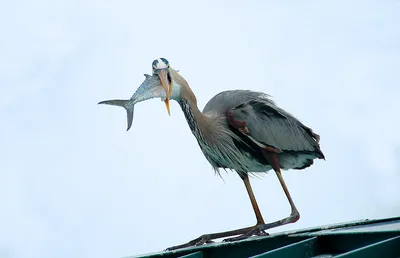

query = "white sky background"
[[1, 1, 400, 257]]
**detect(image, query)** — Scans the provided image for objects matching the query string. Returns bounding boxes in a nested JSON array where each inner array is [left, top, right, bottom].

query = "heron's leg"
[[240, 174, 268, 236], [264, 152, 300, 221], [240, 173, 266, 225], [166, 174, 267, 251], [222, 152, 300, 242], [274, 168, 300, 220], [166, 153, 300, 251]]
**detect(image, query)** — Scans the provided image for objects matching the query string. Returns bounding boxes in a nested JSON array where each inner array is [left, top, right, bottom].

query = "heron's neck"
[[178, 98, 209, 142], [171, 69, 212, 142]]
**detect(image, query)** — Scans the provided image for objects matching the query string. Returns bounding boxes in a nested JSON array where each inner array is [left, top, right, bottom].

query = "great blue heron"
[[99, 58, 325, 250]]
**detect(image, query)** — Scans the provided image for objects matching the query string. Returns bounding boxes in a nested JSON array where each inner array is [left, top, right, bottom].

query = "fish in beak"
[[98, 73, 169, 131], [155, 68, 172, 115], [99, 58, 175, 131]]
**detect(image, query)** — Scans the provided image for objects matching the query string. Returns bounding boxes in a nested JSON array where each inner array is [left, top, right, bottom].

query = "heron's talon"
[[222, 225, 269, 242], [194, 234, 212, 246], [223, 233, 251, 242], [165, 234, 214, 251], [256, 229, 268, 236], [222, 235, 248, 242]]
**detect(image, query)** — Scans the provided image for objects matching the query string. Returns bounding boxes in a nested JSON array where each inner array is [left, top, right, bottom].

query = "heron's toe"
[[222, 225, 269, 242]]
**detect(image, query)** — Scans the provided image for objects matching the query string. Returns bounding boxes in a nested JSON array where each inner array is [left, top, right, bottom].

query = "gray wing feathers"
[[230, 101, 319, 153], [203, 90, 323, 156], [203, 90, 275, 114]]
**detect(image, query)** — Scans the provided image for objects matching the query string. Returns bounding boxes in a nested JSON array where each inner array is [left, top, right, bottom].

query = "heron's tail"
[[98, 99, 134, 131]]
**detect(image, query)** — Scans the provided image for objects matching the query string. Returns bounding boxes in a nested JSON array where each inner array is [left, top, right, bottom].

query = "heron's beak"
[[156, 69, 172, 115]]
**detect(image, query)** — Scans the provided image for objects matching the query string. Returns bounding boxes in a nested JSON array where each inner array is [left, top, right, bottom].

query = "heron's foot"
[[222, 225, 269, 242], [165, 234, 214, 251], [223, 211, 300, 243]]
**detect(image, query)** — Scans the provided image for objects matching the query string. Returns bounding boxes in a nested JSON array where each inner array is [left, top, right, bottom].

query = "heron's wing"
[[227, 99, 323, 157], [203, 90, 275, 115]]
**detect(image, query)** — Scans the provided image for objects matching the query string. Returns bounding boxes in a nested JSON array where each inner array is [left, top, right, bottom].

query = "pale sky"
[[1, 1, 400, 258]]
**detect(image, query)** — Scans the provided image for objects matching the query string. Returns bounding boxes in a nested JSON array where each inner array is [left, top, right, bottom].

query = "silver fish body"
[[98, 74, 165, 131]]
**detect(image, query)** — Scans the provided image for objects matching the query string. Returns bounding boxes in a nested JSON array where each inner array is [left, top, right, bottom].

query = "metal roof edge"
[[127, 216, 400, 258]]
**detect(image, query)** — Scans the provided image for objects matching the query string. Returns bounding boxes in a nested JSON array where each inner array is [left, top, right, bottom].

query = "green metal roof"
[[129, 217, 400, 258]]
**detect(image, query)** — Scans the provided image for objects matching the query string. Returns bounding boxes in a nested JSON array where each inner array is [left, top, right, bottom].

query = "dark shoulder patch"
[[248, 100, 286, 118]]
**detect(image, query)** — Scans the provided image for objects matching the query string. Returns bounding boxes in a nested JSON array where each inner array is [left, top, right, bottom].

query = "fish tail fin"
[[98, 99, 134, 131]]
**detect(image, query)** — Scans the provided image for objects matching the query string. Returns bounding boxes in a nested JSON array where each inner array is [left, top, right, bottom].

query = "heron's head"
[[152, 57, 173, 115]]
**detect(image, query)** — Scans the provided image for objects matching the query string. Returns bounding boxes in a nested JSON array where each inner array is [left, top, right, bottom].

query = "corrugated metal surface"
[[128, 217, 400, 258]]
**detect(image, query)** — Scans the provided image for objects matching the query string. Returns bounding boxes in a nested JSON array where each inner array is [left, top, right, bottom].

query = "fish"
[[98, 74, 166, 131]]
